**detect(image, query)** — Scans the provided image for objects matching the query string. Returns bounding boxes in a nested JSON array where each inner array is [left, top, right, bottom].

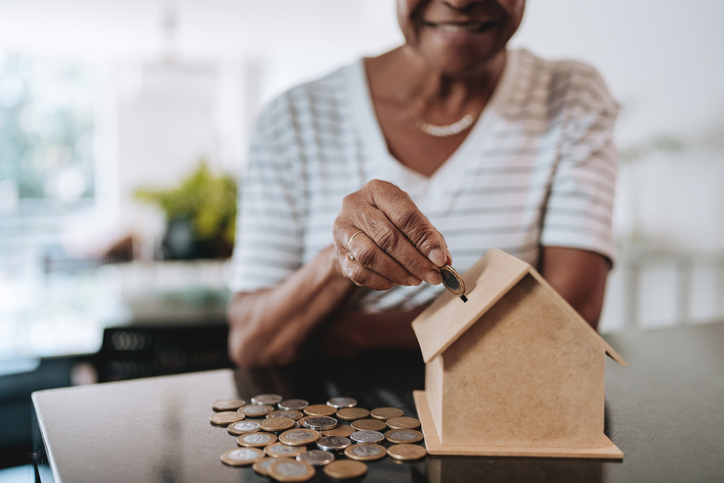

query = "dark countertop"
[[32, 323, 724, 483]]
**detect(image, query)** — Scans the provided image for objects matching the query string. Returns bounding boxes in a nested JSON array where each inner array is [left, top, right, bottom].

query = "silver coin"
[[230, 421, 260, 431], [243, 405, 273, 416], [326, 397, 357, 409], [284, 430, 316, 442], [252, 394, 283, 405], [227, 448, 261, 461], [303, 416, 338, 430], [267, 444, 299, 456], [316, 436, 351, 452], [255, 457, 278, 471], [279, 399, 309, 410], [388, 429, 420, 441], [243, 433, 274, 444], [297, 450, 335, 466], [350, 430, 385, 444], [348, 444, 385, 457], [272, 460, 309, 477], [268, 410, 302, 420]]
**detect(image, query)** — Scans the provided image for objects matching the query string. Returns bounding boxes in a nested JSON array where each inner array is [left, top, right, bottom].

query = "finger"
[[367, 180, 452, 267], [339, 252, 394, 291], [354, 206, 442, 285], [347, 230, 423, 286]]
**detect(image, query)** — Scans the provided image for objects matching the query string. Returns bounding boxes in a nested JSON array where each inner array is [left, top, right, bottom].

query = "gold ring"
[[346, 230, 364, 253]]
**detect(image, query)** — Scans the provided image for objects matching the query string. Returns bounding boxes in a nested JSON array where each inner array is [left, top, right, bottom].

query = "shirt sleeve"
[[228, 100, 305, 293], [540, 66, 619, 265]]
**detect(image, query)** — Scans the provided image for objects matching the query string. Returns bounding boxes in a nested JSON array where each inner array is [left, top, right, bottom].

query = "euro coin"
[[370, 407, 404, 420], [260, 417, 295, 432], [251, 394, 283, 405], [385, 429, 424, 444], [296, 450, 334, 466], [220, 447, 265, 466], [323, 460, 367, 479], [316, 436, 351, 452], [344, 444, 387, 461], [350, 430, 385, 445], [268, 410, 303, 421], [210, 411, 244, 426], [336, 407, 369, 421], [321, 425, 355, 437], [237, 431, 278, 447], [279, 399, 309, 411], [351, 418, 387, 432], [227, 420, 260, 436], [212, 398, 245, 411], [387, 443, 427, 461], [268, 459, 316, 482], [441, 264, 467, 302], [303, 404, 337, 417], [386, 416, 421, 430], [327, 397, 357, 408], [279, 428, 321, 446], [252, 456, 286, 476], [303, 416, 337, 431], [239, 404, 274, 418], [264, 442, 307, 458]]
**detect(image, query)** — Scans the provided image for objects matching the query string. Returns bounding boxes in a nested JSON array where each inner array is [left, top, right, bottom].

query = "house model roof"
[[412, 248, 626, 366]]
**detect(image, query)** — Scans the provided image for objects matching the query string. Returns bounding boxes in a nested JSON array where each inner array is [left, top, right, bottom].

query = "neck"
[[395, 47, 507, 113]]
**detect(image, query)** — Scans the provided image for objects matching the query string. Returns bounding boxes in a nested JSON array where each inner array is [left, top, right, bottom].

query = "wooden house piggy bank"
[[412, 248, 626, 459]]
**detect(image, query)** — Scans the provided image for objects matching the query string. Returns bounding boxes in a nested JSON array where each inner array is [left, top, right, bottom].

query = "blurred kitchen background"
[[1, 0, 723, 479]]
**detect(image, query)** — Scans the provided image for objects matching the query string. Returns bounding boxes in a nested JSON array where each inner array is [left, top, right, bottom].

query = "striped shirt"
[[230, 48, 619, 312]]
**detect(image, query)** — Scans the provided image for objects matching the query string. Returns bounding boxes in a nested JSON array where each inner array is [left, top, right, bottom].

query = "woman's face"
[[397, 0, 525, 77]]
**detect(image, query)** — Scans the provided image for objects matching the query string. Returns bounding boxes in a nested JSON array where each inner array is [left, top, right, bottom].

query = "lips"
[[423, 21, 497, 34]]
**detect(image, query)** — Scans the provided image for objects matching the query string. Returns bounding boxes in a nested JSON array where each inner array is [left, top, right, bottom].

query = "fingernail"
[[407, 277, 422, 286], [428, 248, 446, 267], [425, 269, 442, 285]]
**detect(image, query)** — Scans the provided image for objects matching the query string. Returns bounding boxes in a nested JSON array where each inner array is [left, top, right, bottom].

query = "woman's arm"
[[539, 246, 609, 330]]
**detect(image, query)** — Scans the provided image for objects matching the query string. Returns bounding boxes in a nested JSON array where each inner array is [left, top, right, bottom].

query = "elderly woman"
[[227, 0, 618, 367]]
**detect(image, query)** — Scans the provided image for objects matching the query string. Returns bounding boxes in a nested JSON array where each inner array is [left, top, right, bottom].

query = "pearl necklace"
[[409, 108, 478, 137]]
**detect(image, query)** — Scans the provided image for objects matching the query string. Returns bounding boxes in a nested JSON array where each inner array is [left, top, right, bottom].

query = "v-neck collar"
[[346, 50, 520, 193]]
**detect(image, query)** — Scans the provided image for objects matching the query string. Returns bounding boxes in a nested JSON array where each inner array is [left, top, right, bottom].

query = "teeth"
[[435, 23, 483, 33]]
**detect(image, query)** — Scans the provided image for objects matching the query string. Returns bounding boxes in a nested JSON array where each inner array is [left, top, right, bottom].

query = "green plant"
[[134, 160, 237, 248]]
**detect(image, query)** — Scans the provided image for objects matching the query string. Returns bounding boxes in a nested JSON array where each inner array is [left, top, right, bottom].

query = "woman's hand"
[[332, 179, 452, 290]]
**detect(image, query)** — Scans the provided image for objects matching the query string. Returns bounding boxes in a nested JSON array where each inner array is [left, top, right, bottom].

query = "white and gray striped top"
[[230, 49, 619, 312]]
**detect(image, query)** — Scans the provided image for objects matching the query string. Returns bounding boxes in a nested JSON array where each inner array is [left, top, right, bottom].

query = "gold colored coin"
[[268, 409, 304, 421], [351, 418, 387, 432], [237, 431, 278, 447], [227, 420, 261, 436], [239, 404, 274, 418], [336, 407, 369, 421], [387, 443, 427, 461], [268, 459, 316, 482], [264, 442, 307, 458], [386, 416, 421, 430], [213, 398, 246, 411], [303, 404, 337, 417], [323, 460, 368, 479], [344, 444, 387, 461], [370, 407, 404, 420], [220, 447, 265, 466], [260, 417, 295, 432], [253, 456, 288, 476], [210, 411, 245, 426], [279, 428, 321, 446], [385, 429, 424, 444], [321, 425, 355, 437]]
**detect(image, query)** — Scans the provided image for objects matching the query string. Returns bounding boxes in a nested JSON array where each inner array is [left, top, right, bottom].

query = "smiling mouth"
[[423, 21, 496, 33]]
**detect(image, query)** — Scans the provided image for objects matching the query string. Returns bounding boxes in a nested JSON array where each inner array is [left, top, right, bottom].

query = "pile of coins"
[[211, 394, 426, 481]]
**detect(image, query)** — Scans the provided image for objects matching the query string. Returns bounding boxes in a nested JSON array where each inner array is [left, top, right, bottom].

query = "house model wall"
[[412, 248, 626, 459]]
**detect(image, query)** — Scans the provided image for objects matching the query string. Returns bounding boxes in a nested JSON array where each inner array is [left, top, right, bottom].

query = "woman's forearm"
[[227, 245, 355, 367]]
